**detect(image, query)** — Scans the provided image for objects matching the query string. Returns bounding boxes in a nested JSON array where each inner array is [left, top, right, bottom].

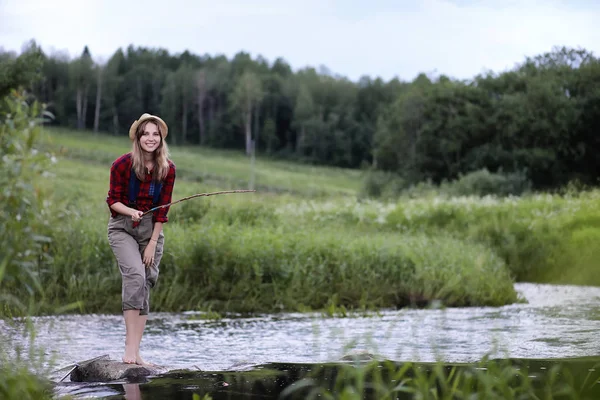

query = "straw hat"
[[129, 113, 169, 140]]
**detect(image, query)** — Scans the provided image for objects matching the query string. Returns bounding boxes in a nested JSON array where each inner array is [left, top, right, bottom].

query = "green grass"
[[41, 128, 363, 197]]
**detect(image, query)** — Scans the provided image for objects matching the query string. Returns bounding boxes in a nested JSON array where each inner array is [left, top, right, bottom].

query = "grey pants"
[[107, 214, 164, 315]]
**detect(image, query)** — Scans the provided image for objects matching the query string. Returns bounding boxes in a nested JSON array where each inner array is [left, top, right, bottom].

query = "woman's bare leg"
[[135, 314, 150, 365], [123, 310, 141, 364]]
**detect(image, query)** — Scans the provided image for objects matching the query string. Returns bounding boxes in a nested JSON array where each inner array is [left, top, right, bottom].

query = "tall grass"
[[278, 356, 600, 399], [39, 198, 518, 314], [279, 192, 600, 286]]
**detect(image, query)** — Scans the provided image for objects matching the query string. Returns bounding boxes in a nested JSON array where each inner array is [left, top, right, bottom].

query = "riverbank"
[[12, 128, 600, 316]]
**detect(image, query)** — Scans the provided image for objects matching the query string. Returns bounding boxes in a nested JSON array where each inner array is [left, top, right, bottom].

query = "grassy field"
[[41, 128, 363, 197], [19, 128, 600, 316]]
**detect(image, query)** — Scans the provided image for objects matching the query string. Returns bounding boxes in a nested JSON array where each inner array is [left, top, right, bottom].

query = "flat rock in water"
[[69, 355, 164, 383]]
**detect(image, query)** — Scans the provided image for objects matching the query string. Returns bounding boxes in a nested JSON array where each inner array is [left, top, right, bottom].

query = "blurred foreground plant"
[[0, 90, 57, 399], [280, 356, 600, 400], [0, 89, 54, 314]]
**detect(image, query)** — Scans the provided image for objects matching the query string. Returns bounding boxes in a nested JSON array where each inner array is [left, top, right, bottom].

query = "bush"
[[442, 168, 532, 197], [359, 169, 406, 199], [360, 168, 532, 200], [0, 90, 55, 314]]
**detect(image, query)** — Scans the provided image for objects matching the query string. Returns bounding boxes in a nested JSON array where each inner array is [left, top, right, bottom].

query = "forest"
[[2, 39, 599, 192]]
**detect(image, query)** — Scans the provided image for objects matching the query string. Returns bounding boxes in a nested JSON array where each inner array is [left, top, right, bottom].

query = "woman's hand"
[[130, 209, 144, 222], [143, 240, 157, 267]]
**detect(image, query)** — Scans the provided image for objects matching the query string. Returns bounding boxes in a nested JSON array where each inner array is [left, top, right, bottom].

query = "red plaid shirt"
[[106, 153, 176, 224]]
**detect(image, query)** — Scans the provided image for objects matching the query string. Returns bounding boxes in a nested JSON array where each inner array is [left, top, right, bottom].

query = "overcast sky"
[[1, 0, 599, 82]]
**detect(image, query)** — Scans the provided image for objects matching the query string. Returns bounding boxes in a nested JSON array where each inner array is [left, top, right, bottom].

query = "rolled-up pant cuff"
[[122, 303, 149, 315]]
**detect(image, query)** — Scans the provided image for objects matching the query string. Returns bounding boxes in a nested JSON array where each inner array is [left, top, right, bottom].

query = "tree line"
[[2, 40, 599, 189]]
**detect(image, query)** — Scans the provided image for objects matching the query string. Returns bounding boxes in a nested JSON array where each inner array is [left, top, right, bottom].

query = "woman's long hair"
[[131, 119, 171, 182]]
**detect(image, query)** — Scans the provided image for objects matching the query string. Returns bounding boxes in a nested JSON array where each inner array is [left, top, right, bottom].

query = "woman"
[[106, 113, 176, 366]]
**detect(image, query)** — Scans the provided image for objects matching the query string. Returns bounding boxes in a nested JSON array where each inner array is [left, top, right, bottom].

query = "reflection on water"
[[123, 384, 141, 400], [4, 283, 600, 399]]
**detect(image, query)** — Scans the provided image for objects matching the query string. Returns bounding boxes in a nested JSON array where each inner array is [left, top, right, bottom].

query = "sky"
[[1, 0, 599, 82]]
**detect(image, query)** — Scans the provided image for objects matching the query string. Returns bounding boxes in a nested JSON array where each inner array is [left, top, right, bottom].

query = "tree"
[[373, 76, 431, 178], [293, 84, 314, 153], [232, 70, 263, 155], [93, 60, 105, 133], [102, 49, 125, 134], [69, 46, 94, 130], [174, 63, 195, 142], [195, 68, 209, 145], [0, 40, 43, 100]]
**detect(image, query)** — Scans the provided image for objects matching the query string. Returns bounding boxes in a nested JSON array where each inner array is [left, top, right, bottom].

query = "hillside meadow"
[[22, 128, 600, 316]]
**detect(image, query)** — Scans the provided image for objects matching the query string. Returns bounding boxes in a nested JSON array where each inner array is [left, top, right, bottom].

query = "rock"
[[69, 355, 164, 383]]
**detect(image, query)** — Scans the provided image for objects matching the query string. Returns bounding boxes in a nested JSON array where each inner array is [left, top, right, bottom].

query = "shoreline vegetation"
[[6, 126, 595, 317]]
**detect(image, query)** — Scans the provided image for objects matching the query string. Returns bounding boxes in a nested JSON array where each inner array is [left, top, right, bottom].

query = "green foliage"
[[280, 357, 600, 399], [0, 365, 53, 400], [382, 191, 600, 284], [361, 167, 532, 199], [359, 169, 406, 199], [0, 90, 54, 313], [372, 47, 600, 189], [192, 393, 213, 400], [543, 218, 600, 285], [40, 212, 115, 313], [210, 201, 280, 226], [38, 204, 517, 314], [169, 197, 212, 224], [8, 41, 597, 191], [442, 168, 532, 197], [0, 41, 44, 100], [170, 225, 515, 312], [0, 91, 63, 400]]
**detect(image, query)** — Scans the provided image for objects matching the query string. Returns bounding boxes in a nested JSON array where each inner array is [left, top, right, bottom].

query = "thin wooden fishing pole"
[[141, 189, 256, 216]]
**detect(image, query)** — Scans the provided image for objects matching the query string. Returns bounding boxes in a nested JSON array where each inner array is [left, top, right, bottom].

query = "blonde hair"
[[131, 119, 171, 182]]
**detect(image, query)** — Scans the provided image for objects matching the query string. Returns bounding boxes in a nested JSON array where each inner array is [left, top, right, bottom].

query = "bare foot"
[[136, 355, 157, 367], [123, 356, 137, 364], [123, 347, 137, 364]]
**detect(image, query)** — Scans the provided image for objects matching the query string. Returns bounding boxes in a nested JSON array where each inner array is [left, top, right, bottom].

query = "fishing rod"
[[140, 189, 256, 217]]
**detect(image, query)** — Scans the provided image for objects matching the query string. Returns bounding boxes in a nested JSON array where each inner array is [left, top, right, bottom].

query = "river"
[[3, 282, 600, 398]]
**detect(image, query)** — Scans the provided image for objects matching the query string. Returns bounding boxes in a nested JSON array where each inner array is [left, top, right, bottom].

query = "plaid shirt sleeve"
[[106, 153, 131, 212], [154, 161, 176, 223]]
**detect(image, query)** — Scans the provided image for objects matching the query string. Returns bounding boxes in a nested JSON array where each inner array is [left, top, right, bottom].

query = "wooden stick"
[[141, 189, 256, 216]]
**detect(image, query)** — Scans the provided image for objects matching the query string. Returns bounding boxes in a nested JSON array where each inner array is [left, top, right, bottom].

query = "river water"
[[3, 282, 600, 398]]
